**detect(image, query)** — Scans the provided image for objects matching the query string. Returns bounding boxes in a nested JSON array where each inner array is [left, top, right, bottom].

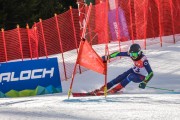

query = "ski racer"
[[96, 43, 153, 94]]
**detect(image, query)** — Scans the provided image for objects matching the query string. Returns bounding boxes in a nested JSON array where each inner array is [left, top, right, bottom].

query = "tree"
[[0, 0, 77, 30]]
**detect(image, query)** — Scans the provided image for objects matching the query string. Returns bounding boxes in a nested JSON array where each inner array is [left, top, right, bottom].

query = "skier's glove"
[[139, 81, 147, 89], [139, 72, 153, 89], [102, 51, 120, 61], [102, 55, 109, 61]]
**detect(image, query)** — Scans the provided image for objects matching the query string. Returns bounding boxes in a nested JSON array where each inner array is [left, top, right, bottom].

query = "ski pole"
[[146, 86, 174, 92]]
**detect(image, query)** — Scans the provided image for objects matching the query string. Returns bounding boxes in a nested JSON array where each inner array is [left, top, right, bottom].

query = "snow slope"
[[0, 40, 180, 120]]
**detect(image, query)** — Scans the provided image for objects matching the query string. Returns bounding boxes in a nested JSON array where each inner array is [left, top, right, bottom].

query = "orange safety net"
[[4, 29, 22, 61], [85, 0, 180, 45], [0, 0, 179, 80], [19, 28, 31, 59]]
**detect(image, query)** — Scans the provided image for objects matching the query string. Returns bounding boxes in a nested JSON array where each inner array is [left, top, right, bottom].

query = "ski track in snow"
[[0, 94, 180, 120]]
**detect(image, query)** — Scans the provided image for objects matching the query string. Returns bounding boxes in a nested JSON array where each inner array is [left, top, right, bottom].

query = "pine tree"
[[0, 0, 77, 30]]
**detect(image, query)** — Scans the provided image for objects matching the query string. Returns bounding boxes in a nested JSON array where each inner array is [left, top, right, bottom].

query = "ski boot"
[[89, 85, 106, 95], [108, 84, 123, 94]]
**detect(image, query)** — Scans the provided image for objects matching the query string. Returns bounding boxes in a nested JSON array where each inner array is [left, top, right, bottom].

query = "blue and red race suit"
[[106, 52, 153, 89]]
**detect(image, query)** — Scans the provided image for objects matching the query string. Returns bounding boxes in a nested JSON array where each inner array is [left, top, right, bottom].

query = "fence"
[[0, 0, 179, 80]]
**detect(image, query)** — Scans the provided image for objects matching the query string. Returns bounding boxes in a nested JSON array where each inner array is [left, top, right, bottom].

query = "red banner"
[[77, 40, 106, 75]]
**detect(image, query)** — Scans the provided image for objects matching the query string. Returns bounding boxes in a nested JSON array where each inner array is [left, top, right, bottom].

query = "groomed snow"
[[0, 39, 180, 120]]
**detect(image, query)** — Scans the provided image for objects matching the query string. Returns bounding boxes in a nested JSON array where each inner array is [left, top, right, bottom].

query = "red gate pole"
[[54, 14, 68, 80], [81, 3, 92, 38], [149, 7, 156, 39], [129, 0, 134, 43], [70, 6, 82, 74], [1, 28, 8, 62], [157, 1, 163, 47], [169, 0, 176, 44], [77, 0, 86, 39], [104, 45, 108, 98], [39, 19, 48, 58], [68, 61, 78, 99], [68, 62, 77, 99], [85, 4, 93, 45], [144, 0, 149, 50], [68, 39, 85, 99], [17, 25, 24, 61], [115, 0, 122, 58], [104, 0, 109, 98], [34, 23, 39, 59], [26, 24, 32, 60], [68, 3, 93, 98]]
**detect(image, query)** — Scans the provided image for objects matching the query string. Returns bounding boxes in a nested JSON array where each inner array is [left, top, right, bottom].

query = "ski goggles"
[[129, 52, 139, 57]]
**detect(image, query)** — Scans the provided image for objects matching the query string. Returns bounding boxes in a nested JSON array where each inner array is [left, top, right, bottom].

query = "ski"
[[72, 91, 123, 97], [72, 92, 104, 97]]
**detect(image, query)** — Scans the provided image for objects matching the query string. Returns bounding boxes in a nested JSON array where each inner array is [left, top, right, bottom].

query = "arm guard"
[[102, 51, 129, 61], [109, 51, 120, 58], [109, 51, 129, 58], [144, 72, 153, 83]]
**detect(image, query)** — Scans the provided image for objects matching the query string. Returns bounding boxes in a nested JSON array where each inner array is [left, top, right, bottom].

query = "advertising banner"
[[108, 7, 130, 41], [0, 58, 62, 98]]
